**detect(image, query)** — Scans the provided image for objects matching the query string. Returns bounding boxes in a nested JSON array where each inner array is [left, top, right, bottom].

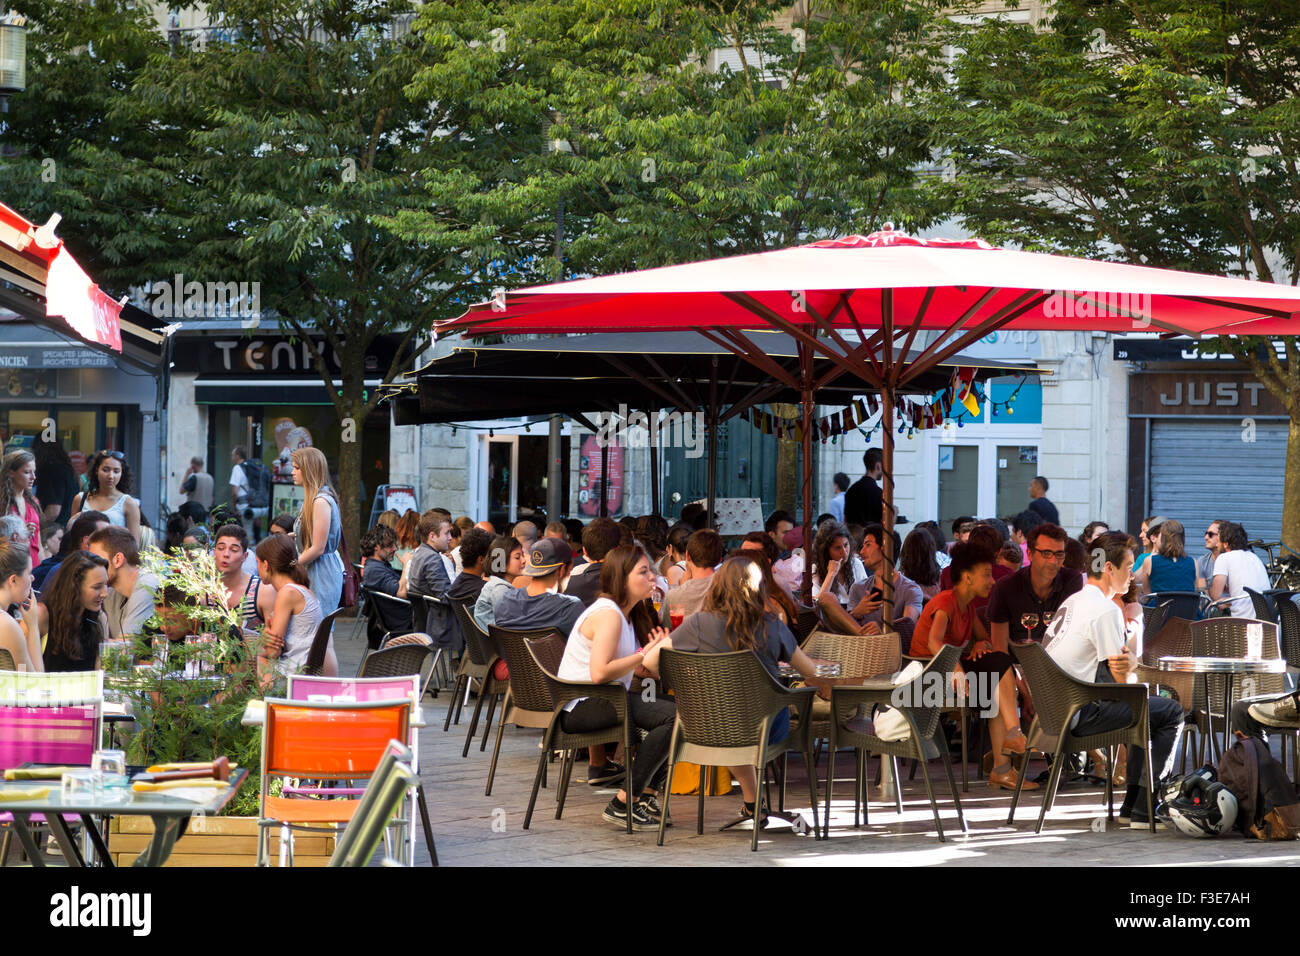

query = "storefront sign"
[[1128, 371, 1286, 416], [1113, 337, 1285, 363], [0, 346, 114, 369], [172, 333, 405, 377]]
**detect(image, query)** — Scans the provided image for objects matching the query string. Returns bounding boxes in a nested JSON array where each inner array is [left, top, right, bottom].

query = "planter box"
[[108, 816, 335, 867]]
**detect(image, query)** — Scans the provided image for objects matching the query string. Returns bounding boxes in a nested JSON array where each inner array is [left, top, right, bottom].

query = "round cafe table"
[[1156, 656, 1286, 760]]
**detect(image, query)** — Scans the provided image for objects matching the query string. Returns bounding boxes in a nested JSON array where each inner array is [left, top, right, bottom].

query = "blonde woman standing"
[[291, 447, 344, 616]]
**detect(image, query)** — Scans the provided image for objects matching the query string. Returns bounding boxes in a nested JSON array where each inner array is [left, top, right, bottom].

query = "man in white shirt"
[[1209, 521, 1270, 618], [87, 525, 159, 640], [1043, 532, 1184, 828]]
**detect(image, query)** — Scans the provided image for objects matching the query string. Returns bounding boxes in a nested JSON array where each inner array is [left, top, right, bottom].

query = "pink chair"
[[281, 673, 434, 865], [0, 671, 104, 865]]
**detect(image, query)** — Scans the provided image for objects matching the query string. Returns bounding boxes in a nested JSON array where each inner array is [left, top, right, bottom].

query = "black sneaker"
[[586, 761, 626, 787], [637, 794, 672, 827], [1129, 801, 1170, 830], [602, 797, 656, 831]]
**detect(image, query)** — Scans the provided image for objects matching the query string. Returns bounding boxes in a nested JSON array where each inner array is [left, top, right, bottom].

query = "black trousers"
[[1073, 694, 1185, 790], [561, 692, 677, 795]]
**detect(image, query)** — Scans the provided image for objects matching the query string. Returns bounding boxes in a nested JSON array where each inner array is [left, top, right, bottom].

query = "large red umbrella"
[[435, 226, 1300, 615]]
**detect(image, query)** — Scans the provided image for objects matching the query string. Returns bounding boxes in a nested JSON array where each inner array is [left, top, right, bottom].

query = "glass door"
[[485, 436, 517, 531], [996, 444, 1039, 521], [937, 444, 979, 533]]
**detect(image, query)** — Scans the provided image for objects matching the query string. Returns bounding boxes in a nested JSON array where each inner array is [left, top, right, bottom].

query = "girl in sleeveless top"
[[1, 450, 41, 568], [255, 535, 331, 685], [557, 545, 675, 831], [291, 448, 344, 616], [68, 450, 140, 541]]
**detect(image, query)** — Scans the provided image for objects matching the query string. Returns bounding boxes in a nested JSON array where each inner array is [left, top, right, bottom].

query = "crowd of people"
[[0, 443, 346, 686], [3, 431, 1285, 834]]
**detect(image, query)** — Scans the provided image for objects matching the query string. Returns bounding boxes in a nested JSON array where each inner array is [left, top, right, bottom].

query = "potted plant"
[[106, 546, 334, 865]]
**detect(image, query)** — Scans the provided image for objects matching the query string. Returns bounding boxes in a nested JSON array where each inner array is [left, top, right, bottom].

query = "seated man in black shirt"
[[361, 525, 412, 633], [447, 528, 493, 607], [987, 522, 1082, 645]]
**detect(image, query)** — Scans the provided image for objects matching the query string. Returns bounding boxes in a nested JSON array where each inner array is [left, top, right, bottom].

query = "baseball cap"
[[523, 538, 573, 576], [1146, 515, 1168, 533]]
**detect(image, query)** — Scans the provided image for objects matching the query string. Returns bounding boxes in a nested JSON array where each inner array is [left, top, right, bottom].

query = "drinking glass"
[[1020, 612, 1040, 640], [61, 769, 102, 798], [669, 605, 685, 630], [92, 749, 128, 790]]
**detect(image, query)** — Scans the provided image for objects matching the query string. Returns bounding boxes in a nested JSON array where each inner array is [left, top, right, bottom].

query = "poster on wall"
[[272, 482, 306, 521], [268, 417, 315, 480], [578, 435, 623, 517], [710, 498, 765, 537]]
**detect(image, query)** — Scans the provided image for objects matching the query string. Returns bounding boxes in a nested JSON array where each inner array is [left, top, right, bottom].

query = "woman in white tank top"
[[556, 545, 676, 831]]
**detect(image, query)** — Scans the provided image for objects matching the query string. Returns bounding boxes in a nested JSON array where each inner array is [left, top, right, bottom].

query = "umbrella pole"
[[650, 412, 660, 517], [707, 357, 718, 524], [881, 384, 896, 626], [800, 385, 815, 606]]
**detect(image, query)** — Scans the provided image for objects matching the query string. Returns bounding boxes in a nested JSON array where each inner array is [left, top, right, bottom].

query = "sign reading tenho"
[[49, 886, 151, 936], [150, 274, 260, 319]]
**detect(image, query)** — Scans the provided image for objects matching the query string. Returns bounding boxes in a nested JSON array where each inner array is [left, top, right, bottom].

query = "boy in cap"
[[493, 537, 585, 638]]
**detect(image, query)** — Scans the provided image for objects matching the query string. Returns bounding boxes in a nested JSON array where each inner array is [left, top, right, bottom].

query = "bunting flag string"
[[738, 370, 1029, 444]]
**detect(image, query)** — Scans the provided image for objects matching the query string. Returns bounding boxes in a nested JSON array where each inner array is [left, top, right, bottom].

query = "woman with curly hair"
[[1, 449, 41, 566], [39, 550, 110, 672], [68, 450, 140, 541]]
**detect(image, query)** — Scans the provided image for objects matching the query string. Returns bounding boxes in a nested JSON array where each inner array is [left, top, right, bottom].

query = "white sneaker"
[[1248, 693, 1300, 728]]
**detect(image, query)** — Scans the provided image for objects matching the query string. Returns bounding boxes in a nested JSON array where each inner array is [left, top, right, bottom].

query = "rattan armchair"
[[1009, 642, 1156, 833], [524, 635, 635, 833], [1276, 595, 1300, 673], [1245, 588, 1277, 624], [484, 625, 568, 797], [1141, 600, 1173, 646], [822, 644, 967, 842], [1144, 591, 1205, 621], [656, 648, 819, 852], [302, 606, 347, 677], [0, 649, 12, 671], [448, 600, 509, 758], [361, 587, 413, 650]]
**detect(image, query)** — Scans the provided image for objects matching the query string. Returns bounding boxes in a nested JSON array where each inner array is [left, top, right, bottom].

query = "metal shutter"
[[1149, 419, 1287, 556]]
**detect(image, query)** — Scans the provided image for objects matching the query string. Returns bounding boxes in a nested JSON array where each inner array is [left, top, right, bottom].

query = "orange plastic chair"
[[257, 698, 412, 866]]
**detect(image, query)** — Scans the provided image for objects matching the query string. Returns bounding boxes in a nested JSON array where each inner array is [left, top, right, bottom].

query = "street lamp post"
[[0, 12, 27, 112]]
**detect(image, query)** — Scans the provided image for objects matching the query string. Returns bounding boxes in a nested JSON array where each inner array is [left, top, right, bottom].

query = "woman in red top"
[[1, 450, 41, 568], [911, 542, 1034, 792]]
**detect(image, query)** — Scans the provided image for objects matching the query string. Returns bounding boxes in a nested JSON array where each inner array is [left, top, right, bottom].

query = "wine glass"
[[1020, 612, 1040, 642]]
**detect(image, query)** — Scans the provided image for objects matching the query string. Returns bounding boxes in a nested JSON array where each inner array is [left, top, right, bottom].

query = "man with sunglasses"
[[1194, 521, 1223, 592], [988, 522, 1082, 646]]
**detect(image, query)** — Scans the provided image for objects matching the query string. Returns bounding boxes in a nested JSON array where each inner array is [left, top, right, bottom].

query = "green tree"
[[934, 0, 1300, 550], [397, 0, 962, 514]]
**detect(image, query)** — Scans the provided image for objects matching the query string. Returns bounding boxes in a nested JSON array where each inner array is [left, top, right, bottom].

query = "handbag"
[[338, 535, 359, 609]]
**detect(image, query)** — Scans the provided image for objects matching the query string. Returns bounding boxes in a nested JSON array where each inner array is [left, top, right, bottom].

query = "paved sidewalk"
[[336, 619, 1300, 867]]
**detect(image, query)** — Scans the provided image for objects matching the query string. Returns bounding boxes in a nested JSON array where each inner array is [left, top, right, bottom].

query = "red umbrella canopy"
[[437, 226, 1300, 341]]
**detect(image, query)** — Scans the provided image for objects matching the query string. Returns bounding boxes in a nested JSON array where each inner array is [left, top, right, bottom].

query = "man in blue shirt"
[[495, 538, 584, 638]]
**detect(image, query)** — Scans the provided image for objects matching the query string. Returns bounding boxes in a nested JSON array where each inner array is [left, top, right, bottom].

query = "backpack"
[[241, 458, 272, 509], [1217, 733, 1300, 839]]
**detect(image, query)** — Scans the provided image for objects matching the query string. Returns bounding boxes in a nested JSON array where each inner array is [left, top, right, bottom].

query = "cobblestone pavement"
[[335, 619, 1300, 867]]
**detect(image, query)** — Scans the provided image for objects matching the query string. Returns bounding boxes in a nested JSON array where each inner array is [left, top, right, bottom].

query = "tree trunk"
[[335, 350, 368, 564], [1286, 416, 1300, 554]]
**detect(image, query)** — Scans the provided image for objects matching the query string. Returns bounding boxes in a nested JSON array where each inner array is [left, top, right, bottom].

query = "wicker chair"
[[1008, 642, 1156, 833], [822, 644, 967, 842], [0, 649, 13, 672], [523, 635, 635, 832], [302, 607, 347, 677], [1245, 588, 1277, 624], [1132, 615, 1204, 770], [1145, 591, 1205, 621], [656, 648, 819, 851], [1141, 601, 1173, 646], [358, 640, 431, 683], [484, 625, 568, 797], [901, 647, 980, 791], [359, 586, 413, 651], [796, 630, 900, 796], [1276, 595, 1300, 673], [794, 605, 821, 642], [1198, 617, 1288, 762], [449, 600, 508, 759]]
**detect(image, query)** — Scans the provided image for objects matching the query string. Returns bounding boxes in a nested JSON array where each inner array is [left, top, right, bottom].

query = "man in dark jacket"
[[844, 448, 883, 526]]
